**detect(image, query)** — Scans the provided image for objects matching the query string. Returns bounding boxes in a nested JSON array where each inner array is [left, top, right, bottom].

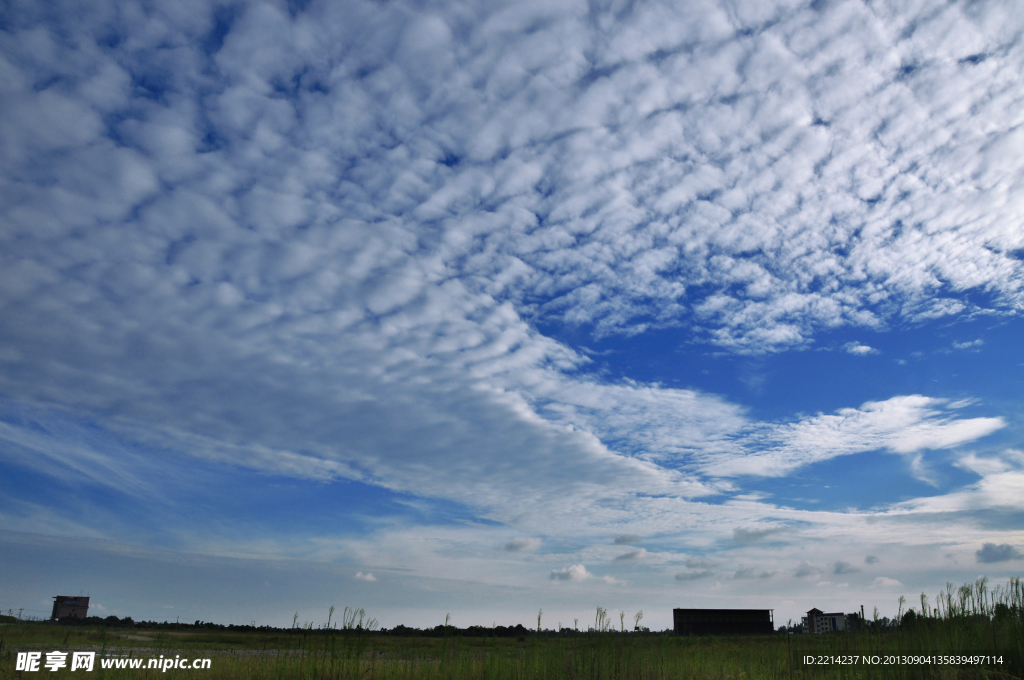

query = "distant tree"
[[900, 609, 917, 629]]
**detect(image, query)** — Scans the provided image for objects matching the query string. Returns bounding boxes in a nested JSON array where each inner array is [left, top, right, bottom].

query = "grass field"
[[3, 579, 1021, 679]]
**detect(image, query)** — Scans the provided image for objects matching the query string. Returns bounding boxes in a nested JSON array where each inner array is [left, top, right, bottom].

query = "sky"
[[1, 0, 1023, 631]]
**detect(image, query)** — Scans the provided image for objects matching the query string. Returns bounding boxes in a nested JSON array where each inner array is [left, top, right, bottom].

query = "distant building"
[[673, 609, 774, 636], [802, 608, 862, 633], [51, 596, 89, 621]]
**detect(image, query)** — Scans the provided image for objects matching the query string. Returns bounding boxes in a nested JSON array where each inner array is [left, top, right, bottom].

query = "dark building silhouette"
[[51, 596, 89, 621], [673, 608, 774, 636]]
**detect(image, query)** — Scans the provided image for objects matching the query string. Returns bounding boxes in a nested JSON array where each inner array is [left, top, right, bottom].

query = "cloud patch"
[[733, 526, 784, 543], [550, 565, 589, 581], [795, 562, 822, 578], [706, 397, 1005, 477], [976, 543, 1023, 563], [550, 565, 618, 584], [685, 557, 716, 569], [675, 570, 715, 581], [614, 549, 647, 562], [843, 342, 878, 356], [504, 538, 542, 552]]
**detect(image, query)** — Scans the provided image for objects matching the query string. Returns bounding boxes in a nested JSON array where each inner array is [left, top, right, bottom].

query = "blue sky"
[[1, 0, 1023, 630]]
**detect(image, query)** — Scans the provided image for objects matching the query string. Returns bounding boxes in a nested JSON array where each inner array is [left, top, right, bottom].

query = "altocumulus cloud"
[[0, 0, 1022, 617], [0, 0, 1011, 496]]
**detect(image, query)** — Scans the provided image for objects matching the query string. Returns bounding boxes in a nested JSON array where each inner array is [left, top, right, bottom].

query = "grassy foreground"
[[2, 621, 1021, 680], [2, 578, 1021, 679]]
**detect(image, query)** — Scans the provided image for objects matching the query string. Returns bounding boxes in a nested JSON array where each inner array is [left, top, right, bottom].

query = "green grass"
[[2, 623, 1019, 679], [2, 578, 1020, 679]]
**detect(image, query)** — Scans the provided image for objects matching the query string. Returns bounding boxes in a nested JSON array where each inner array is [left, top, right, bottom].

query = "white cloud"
[[843, 342, 878, 356], [549, 564, 621, 585], [703, 396, 1005, 477], [886, 455, 1024, 516], [955, 453, 1010, 476], [549, 564, 591, 582], [355, 572, 377, 582], [872, 577, 902, 588]]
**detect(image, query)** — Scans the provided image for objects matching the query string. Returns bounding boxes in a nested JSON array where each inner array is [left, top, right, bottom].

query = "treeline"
[[44, 617, 643, 638], [47, 616, 285, 632], [879, 576, 1023, 631]]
